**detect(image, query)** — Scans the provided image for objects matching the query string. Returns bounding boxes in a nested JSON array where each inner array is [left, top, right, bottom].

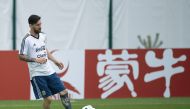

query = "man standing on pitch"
[[19, 14, 72, 109]]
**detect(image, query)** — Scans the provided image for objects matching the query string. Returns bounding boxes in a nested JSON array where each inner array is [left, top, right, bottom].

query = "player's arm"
[[46, 49, 64, 70], [18, 54, 35, 62], [18, 54, 46, 64]]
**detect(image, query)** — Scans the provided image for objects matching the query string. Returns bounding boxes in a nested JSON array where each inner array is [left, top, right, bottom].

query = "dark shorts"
[[31, 73, 65, 99]]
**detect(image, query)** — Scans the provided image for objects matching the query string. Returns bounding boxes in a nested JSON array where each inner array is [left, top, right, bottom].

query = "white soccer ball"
[[82, 105, 95, 109]]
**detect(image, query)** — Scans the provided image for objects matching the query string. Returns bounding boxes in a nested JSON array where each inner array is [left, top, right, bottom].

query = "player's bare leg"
[[60, 89, 72, 109], [43, 96, 53, 109]]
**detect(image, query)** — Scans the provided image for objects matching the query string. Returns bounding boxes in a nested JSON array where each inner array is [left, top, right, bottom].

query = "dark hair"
[[28, 15, 41, 25]]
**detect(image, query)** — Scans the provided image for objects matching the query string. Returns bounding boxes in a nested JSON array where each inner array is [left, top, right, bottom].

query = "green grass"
[[0, 98, 190, 109]]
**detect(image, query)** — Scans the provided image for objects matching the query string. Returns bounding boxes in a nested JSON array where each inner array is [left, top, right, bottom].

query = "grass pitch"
[[0, 97, 190, 109]]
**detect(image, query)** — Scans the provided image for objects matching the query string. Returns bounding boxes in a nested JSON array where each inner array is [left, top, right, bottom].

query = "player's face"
[[31, 20, 41, 34]]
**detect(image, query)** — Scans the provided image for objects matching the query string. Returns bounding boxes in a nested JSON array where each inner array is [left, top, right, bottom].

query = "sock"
[[60, 93, 72, 109]]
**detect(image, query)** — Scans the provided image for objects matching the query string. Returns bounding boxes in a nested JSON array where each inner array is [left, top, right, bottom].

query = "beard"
[[34, 28, 41, 34]]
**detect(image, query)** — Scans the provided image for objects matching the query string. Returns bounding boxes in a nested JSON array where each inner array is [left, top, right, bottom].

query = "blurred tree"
[[138, 33, 163, 48]]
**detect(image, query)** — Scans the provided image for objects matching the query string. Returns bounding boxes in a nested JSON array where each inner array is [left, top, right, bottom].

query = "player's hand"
[[55, 61, 64, 70], [35, 57, 47, 64]]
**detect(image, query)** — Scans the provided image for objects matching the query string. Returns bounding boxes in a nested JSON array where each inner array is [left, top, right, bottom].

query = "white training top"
[[19, 32, 55, 80]]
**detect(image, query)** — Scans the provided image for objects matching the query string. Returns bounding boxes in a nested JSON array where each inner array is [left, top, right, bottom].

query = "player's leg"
[[47, 73, 72, 109], [43, 96, 53, 109], [59, 89, 72, 109], [31, 76, 54, 109]]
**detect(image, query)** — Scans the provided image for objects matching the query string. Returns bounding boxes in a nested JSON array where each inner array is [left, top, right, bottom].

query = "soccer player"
[[18, 15, 72, 109]]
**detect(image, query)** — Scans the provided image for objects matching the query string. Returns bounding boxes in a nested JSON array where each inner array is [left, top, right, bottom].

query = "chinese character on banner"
[[144, 49, 187, 97], [97, 50, 139, 99]]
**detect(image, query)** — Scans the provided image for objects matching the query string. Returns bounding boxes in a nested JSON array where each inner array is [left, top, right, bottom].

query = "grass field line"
[[0, 102, 189, 107]]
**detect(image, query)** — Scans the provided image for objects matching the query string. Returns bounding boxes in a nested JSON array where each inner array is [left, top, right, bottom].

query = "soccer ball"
[[82, 105, 95, 109]]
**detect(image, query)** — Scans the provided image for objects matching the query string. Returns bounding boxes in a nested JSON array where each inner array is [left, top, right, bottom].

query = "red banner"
[[0, 51, 30, 100], [0, 49, 190, 100], [85, 49, 190, 98]]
